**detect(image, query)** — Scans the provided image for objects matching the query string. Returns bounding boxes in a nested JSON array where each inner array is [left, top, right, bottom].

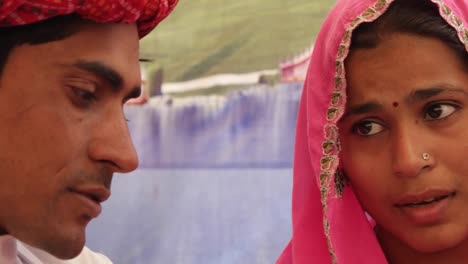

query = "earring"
[[334, 168, 349, 198]]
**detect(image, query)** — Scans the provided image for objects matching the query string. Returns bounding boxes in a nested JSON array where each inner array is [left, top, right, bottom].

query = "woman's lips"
[[394, 190, 456, 225], [395, 190, 456, 207]]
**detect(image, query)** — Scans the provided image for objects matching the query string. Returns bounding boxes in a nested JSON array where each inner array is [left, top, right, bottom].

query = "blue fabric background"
[[87, 84, 301, 263]]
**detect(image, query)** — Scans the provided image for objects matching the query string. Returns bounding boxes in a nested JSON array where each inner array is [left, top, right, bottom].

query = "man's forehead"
[[53, 23, 140, 76], [6, 24, 142, 93]]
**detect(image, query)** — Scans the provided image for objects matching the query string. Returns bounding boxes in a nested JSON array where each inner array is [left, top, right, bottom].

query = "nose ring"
[[422, 153, 430, 161]]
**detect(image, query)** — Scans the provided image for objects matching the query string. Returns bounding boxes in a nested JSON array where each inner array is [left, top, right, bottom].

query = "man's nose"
[[87, 110, 139, 173]]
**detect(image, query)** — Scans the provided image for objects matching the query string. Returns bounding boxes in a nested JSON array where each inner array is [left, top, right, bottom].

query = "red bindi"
[[392, 102, 399, 107]]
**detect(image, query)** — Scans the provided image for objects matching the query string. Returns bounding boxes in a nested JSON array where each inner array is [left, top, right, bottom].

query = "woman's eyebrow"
[[341, 85, 467, 122], [342, 101, 383, 120], [407, 86, 467, 103]]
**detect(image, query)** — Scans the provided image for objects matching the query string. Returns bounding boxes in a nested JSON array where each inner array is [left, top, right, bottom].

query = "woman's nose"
[[390, 125, 434, 178]]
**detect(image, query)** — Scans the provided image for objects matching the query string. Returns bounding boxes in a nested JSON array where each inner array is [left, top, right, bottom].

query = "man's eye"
[[425, 103, 457, 120], [352, 121, 385, 136], [71, 87, 96, 102]]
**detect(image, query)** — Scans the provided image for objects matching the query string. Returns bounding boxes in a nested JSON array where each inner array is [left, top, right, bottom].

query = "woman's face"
[[340, 33, 468, 253]]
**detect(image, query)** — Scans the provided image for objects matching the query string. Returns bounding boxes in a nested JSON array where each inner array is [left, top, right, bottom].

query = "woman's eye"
[[424, 104, 457, 120], [352, 121, 385, 136]]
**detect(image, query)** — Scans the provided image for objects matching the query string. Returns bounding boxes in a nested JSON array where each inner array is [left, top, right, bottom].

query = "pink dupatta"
[[276, 0, 468, 263]]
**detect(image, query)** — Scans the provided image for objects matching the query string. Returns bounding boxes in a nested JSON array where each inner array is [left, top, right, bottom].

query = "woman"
[[277, 0, 468, 263]]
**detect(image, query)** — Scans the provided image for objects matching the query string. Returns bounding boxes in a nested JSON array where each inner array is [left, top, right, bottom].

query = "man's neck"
[[376, 226, 468, 264]]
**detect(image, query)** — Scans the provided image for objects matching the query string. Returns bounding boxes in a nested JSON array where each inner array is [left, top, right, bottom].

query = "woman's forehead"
[[345, 33, 468, 103]]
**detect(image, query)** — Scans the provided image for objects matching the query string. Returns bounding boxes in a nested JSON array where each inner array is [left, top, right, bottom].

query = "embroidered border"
[[319, 0, 394, 263], [318, 0, 468, 263], [431, 0, 468, 52]]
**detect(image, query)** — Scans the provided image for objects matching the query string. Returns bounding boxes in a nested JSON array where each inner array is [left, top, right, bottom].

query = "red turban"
[[0, 0, 178, 37]]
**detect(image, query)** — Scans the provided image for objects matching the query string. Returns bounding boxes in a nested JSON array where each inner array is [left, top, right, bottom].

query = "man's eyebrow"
[[407, 86, 467, 103], [72, 60, 123, 91], [125, 87, 143, 101], [139, 58, 153, 63], [342, 101, 383, 120], [72, 60, 141, 100]]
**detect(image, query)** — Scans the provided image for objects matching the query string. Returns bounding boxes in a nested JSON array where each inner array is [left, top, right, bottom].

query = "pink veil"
[[276, 0, 468, 263]]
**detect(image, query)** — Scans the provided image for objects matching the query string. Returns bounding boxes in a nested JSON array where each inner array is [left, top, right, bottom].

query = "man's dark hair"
[[0, 14, 86, 76], [350, 0, 468, 66]]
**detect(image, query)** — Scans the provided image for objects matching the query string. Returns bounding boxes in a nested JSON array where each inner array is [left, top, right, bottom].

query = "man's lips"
[[68, 185, 111, 219], [395, 189, 456, 207], [70, 185, 111, 203]]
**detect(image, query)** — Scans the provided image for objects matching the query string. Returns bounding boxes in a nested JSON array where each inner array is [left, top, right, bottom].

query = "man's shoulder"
[[17, 240, 113, 264]]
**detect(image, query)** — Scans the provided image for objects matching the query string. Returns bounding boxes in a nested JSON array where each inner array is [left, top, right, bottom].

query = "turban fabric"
[[0, 0, 178, 37]]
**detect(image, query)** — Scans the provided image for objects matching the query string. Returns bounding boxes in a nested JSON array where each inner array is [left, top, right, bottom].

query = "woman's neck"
[[375, 226, 468, 264]]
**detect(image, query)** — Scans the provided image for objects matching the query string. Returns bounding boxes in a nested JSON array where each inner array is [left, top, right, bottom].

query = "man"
[[0, 0, 178, 263]]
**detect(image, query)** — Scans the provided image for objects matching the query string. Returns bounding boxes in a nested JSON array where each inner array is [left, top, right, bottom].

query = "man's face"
[[0, 22, 140, 259]]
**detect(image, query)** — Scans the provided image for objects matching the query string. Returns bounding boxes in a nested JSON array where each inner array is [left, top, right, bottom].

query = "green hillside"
[[140, 0, 335, 83]]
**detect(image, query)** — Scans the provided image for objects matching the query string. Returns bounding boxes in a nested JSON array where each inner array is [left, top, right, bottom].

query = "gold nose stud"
[[422, 153, 430, 161]]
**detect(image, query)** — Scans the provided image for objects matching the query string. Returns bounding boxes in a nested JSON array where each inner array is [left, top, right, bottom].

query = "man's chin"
[[46, 242, 86, 260], [20, 230, 86, 260]]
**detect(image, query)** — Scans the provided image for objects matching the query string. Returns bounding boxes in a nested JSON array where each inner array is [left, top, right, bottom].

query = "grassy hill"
[[140, 0, 335, 83]]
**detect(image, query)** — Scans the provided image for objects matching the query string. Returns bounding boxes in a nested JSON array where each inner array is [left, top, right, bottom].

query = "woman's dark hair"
[[0, 14, 87, 76], [350, 0, 468, 66]]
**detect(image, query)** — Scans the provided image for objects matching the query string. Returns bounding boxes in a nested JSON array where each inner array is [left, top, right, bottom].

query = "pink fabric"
[[0, 0, 179, 37], [276, 0, 468, 263]]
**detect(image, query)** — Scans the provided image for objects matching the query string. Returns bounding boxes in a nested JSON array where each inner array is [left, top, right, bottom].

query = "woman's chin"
[[398, 225, 468, 254]]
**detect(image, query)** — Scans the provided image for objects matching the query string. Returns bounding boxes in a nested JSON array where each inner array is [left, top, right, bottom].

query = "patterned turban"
[[0, 0, 179, 37]]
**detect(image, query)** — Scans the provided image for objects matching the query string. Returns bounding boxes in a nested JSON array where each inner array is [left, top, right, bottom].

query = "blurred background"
[[87, 1, 334, 263]]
